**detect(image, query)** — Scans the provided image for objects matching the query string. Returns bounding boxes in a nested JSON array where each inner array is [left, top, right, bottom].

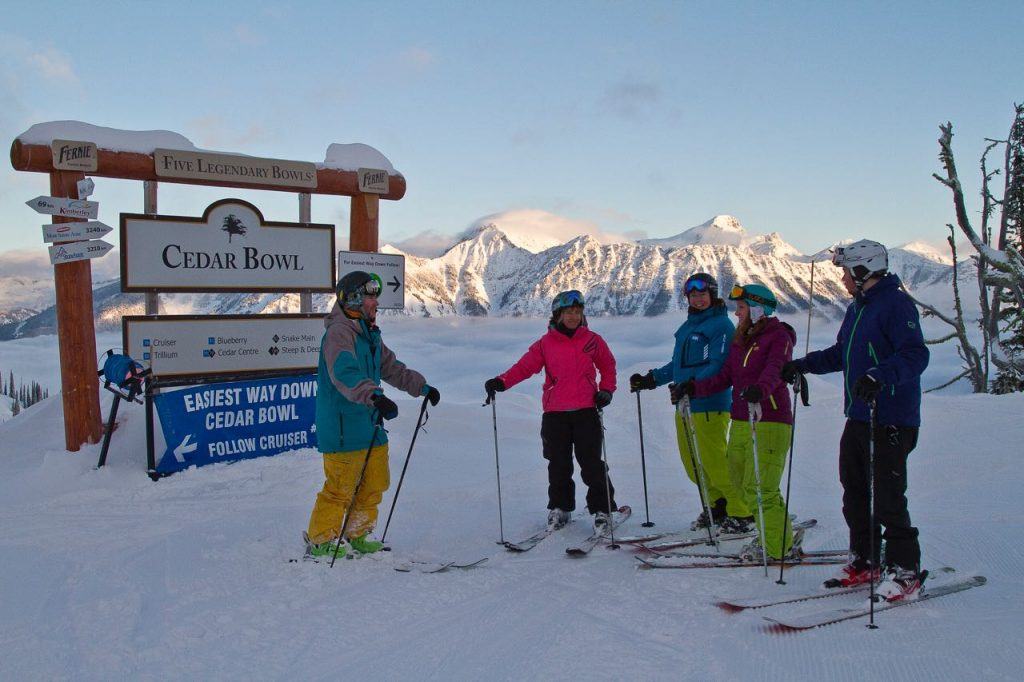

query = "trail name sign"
[[48, 239, 114, 265], [124, 314, 326, 380], [153, 374, 318, 475], [120, 199, 334, 293], [154, 149, 318, 189], [337, 250, 406, 310]]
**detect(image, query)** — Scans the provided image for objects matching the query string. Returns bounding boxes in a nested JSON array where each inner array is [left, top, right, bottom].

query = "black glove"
[[594, 390, 613, 409], [781, 360, 803, 384], [370, 393, 398, 422], [740, 385, 764, 403], [853, 374, 882, 403], [484, 377, 506, 400], [629, 371, 657, 392], [424, 385, 441, 407], [669, 379, 696, 405]]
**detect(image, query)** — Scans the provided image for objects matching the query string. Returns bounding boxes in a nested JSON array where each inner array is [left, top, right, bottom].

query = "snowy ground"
[[1, 315, 1020, 680]]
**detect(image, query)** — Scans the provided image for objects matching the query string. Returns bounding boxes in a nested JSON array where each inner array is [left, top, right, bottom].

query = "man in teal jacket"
[[631, 273, 744, 530]]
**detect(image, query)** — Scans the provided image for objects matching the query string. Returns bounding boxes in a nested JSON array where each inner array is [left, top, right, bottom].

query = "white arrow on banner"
[[173, 434, 198, 463], [41, 220, 113, 243], [47, 239, 114, 265], [25, 195, 99, 219]]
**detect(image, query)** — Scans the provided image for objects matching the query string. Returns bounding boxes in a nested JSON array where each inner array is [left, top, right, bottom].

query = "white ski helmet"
[[831, 239, 888, 286]]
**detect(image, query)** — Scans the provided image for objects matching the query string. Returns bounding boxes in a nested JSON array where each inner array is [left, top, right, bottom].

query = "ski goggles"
[[728, 285, 774, 308], [552, 289, 585, 312], [361, 278, 382, 297], [684, 278, 710, 294]]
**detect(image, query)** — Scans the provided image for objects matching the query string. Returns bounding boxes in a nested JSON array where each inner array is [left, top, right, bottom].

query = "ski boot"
[[689, 497, 728, 531], [823, 555, 881, 589], [738, 527, 804, 563], [349, 532, 386, 554], [875, 565, 926, 602], [593, 511, 610, 532], [303, 531, 346, 560], [720, 515, 755, 535], [547, 508, 571, 530]]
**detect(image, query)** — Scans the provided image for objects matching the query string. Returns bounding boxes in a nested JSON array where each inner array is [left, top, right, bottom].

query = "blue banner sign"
[[154, 374, 317, 474]]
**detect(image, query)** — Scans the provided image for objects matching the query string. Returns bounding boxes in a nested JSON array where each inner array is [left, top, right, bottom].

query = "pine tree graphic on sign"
[[222, 214, 247, 243]]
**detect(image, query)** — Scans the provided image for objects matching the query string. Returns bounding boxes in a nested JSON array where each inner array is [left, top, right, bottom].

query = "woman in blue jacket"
[[631, 273, 747, 531]]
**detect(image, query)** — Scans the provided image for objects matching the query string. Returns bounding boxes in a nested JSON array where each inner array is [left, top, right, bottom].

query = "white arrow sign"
[[26, 195, 99, 219], [173, 434, 198, 463], [41, 220, 112, 243], [47, 239, 114, 265]]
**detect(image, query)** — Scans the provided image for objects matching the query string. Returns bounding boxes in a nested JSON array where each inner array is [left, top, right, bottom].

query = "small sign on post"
[[48, 239, 114, 265], [26, 195, 99, 219], [337, 250, 405, 310], [42, 220, 112, 243], [51, 139, 98, 172], [357, 168, 390, 194]]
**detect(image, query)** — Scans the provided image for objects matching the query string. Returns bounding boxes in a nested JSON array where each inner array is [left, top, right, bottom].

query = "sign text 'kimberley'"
[[120, 199, 335, 292]]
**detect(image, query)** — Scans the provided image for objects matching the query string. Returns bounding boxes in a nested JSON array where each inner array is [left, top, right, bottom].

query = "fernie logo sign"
[[357, 167, 390, 194], [120, 199, 336, 293], [51, 139, 98, 171]]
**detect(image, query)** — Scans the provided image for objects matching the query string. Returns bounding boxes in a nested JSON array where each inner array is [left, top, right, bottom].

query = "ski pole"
[[868, 399, 879, 629], [596, 408, 619, 550], [380, 395, 430, 544], [774, 372, 806, 585], [485, 392, 505, 544], [678, 396, 719, 550], [636, 392, 654, 527], [748, 402, 769, 578], [330, 422, 381, 568]]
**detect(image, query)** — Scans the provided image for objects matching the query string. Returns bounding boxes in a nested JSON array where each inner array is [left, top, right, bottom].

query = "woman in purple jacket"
[[675, 283, 800, 561], [484, 290, 618, 532]]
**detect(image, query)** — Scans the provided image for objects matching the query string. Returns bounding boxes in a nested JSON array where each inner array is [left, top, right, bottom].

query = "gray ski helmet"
[[336, 270, 381, 308], [684, 272, 718, 299], [831, 239, 888, 285]]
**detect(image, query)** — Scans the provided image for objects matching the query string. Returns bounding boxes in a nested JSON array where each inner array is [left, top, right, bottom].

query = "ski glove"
[[370, 393, 399, 422], [669, 379, 696, 405], [852, 374, 882, 403], [780, 360, 803, 384], [484, 377, 506, 400], [424, 385, 441, 407], [629, 371, 656, 392], [740, 385, 764, 403], [594, 390, 613, 409]]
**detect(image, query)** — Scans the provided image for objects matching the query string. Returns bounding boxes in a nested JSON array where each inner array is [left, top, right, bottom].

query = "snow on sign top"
[[16, 120, 400, 175]]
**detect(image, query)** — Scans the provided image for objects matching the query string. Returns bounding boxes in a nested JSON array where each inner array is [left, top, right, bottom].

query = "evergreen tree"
[[11, 399, 20, 417]]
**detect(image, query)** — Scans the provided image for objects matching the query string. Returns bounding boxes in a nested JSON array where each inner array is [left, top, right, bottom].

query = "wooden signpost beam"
[[49, 170, 104, 450], [350, 193, 380, 252]]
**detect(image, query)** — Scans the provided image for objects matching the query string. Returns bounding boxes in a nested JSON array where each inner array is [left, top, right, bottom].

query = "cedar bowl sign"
[[120, 199, 335, 293]]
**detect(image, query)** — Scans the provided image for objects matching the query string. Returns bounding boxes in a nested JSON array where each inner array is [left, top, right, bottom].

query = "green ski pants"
[[673, 410, 744, 516], [726, 419, 794, 559]]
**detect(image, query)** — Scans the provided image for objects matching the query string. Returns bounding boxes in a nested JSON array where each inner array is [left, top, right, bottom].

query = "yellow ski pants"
[[307, 444, 390, 544], [674, 410, 746, 516]]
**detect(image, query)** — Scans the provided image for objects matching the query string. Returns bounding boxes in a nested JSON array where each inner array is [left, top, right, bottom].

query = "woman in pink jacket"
[[484, 290, 618, 531]]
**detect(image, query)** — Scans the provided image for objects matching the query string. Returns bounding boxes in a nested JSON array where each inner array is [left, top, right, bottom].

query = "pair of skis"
[[715, 567, 987, 630], [503, 506, 633, 556], [624, 518, 817, 553]]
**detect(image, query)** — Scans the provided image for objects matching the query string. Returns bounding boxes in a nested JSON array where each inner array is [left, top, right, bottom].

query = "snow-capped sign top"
[[319, 143, 397, 174], [18, 121, 198, 154]]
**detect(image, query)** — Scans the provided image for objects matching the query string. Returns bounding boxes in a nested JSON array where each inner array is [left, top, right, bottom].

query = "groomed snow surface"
[[0, 317, 1020, 680]]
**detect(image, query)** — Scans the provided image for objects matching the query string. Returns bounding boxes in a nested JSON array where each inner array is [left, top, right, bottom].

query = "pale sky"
[[1, 0, 1021, 258]]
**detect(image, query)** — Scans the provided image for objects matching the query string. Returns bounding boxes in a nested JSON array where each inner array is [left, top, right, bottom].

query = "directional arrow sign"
[[48, 239, 114, 265], [26, 196, 99, 219], [173, 434, 198, 463], [41, 220, 113, 243], [388, 275, 401, 292]]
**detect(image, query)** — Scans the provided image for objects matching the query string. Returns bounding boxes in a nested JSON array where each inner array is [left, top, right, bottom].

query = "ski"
[[655, 548, 846, 560], [636, 554, 845, 570], [393, 557, 489, 573], [639, 518, 817, 552], [566, 505, 632, 557], [763, 575, 987, 630], [717, 566, 957, 611], [504, 519, 573, 553]]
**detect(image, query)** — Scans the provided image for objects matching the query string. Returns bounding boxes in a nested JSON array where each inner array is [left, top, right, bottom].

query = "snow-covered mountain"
[[0, 216, 958, 339]]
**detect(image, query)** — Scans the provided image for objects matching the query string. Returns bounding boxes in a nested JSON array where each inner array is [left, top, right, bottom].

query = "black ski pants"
[[839, 419, 920, 570], [541, 408, 616, 515]]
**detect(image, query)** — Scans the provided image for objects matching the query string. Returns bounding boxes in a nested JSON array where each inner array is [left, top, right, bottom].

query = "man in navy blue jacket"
[[782, 240, 929, 601]]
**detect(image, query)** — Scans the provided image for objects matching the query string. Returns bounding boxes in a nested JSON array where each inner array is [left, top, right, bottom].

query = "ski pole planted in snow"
[[868, 399, 879, 628], [636, 392, 654, 527], [776, 373, 810, 584], [748, 402, 770, 578], [678, 395, 719, 550], [484, 392, 505, 544], [596, 408, 619, 550], [330, 423, 381, 568], [380, 395, 430, 544]]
